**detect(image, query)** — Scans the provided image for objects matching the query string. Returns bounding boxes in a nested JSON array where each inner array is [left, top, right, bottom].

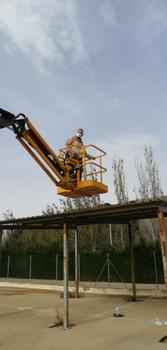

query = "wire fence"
[[0, 249, 164, 285]]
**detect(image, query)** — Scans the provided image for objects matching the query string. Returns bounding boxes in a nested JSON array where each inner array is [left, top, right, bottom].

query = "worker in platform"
[[65, 128, 95, 160], [65, 128, 95, 180]]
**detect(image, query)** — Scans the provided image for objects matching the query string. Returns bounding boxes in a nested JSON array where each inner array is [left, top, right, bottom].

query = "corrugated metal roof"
[[0, 198, 167, 230]]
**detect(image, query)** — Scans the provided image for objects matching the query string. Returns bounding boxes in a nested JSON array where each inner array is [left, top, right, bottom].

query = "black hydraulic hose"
[[16, 113, 27, 119]]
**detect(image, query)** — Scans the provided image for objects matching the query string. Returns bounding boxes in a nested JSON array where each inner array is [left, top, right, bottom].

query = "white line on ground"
[[18, 306, 36, 311], [0, 304, 36, 310]]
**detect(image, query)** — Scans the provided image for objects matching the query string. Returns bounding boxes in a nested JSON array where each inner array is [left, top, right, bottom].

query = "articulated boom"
[[0, 108, 108, 197]]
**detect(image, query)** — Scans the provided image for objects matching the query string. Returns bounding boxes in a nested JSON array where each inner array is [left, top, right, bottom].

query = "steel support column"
[[0, 229, 2, 246], [75, 228, 79, 298], [128, 222, 136, 301], [0, 229, 2, 277], [63, 223, 69, 329], [158, 212, 167, 290]]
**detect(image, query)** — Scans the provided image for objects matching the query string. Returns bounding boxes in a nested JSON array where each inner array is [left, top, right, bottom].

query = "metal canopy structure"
[[0, 198, 167, 230], [0, 198, 167, 329]]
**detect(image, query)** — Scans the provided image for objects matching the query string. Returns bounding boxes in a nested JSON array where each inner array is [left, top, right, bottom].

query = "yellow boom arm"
[[0, 108, 108, 197]]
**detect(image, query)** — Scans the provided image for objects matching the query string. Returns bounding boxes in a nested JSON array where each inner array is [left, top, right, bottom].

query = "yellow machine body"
[[57, 180, 108, 198]]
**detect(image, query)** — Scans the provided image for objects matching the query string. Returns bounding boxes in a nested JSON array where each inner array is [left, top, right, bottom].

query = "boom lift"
[[0, 108, 108, 198]]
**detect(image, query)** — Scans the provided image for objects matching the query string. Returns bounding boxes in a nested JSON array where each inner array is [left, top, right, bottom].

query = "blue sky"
[[0, 0, 167, 217]]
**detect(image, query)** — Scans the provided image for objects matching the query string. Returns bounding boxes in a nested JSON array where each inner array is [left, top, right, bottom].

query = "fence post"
[[107, 253, 110, 287], [153, 249, 158, 289], [29, 255, 32, 279], [0, 229, 3, 277], [63, 223, 69, 329], [128, 222, 136, 301], [120, 226, 125, 249], [7, 255, 10, 279], [56, 254, 58, 281], [78, 253, 81, 283], [75, 228, 79, 298], [109, 224, 112, 246]]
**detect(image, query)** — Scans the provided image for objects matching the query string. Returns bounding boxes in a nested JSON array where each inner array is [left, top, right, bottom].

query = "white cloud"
[[0, 0, 87, 72], [99, 0, 118, 27]]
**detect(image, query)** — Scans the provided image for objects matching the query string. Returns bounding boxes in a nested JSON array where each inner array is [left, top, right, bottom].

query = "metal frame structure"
[[0, 198, 167, 328]]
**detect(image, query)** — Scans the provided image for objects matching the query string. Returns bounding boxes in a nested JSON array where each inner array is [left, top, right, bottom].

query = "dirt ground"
[[0, 287, 167, 350]]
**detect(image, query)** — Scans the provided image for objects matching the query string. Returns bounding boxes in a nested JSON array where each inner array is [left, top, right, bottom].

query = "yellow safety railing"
[[81, 144, 107, 183], [59, 144, 107, 184]]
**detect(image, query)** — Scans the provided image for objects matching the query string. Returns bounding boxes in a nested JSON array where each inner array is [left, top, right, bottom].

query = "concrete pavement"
[[0, 286, 167, 349]]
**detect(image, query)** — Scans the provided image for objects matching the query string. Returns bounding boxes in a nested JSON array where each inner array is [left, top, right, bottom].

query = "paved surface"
[[0, 287, 167, 349], [0, 278, 166, 297]]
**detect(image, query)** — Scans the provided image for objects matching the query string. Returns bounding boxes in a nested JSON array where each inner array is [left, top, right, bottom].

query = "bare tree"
[[113, 158, 129, 204], [135, 145, 163, 200], [2, 210, 15, 243], [2, 209, 14, 221], [135, 145, 163, 243], [112, 158, 129, 248]]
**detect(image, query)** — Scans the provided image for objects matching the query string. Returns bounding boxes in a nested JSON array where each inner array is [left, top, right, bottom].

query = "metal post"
[[107, 253, 110, 287], [29, 255, 32, 279], [153, 250, 159, 289], [75, 228, 79, 298], [63, 223, 69, 329], [7, 255, 10, 279], [109, 224, 112, 246], [158, 212, 167, 290], [121, 226, 125, 249], [128, 223, 136, 301], [56, 254, 59, 281], [78, 253, 81, 283]]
